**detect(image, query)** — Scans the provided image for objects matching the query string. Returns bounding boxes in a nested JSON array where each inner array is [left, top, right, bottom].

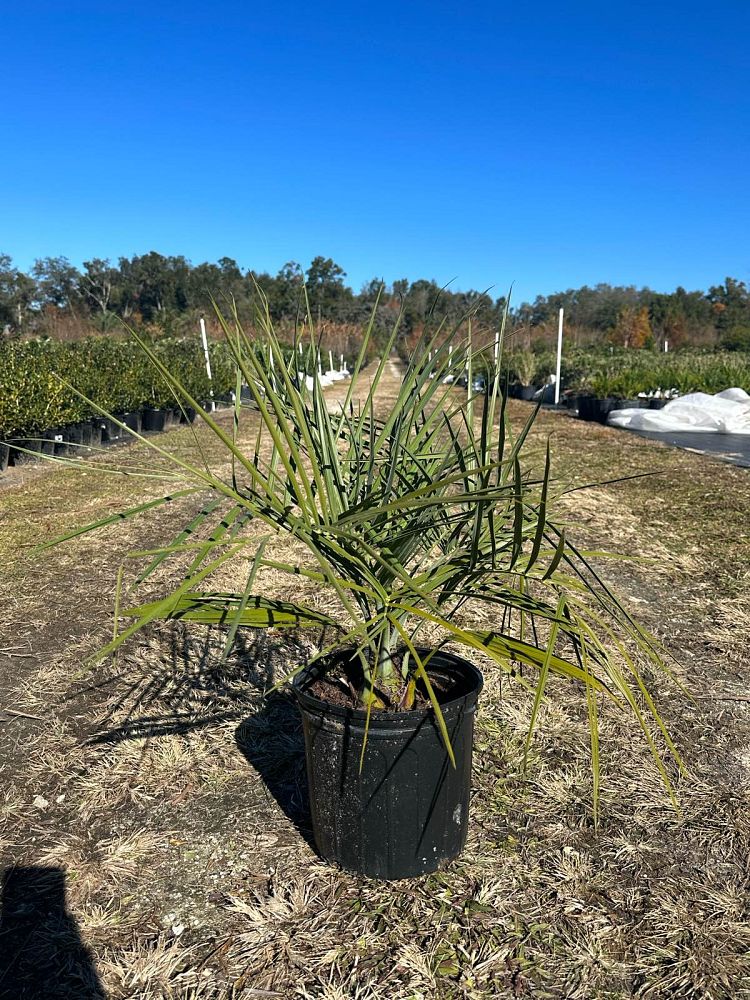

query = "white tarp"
[[607, 388, 750, 435]]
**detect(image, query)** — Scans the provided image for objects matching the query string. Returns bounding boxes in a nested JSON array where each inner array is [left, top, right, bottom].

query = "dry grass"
[[2, 371, 750, 998]]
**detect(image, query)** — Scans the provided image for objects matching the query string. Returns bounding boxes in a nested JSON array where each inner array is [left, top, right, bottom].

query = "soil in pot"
[[293, 648, 483, 880]]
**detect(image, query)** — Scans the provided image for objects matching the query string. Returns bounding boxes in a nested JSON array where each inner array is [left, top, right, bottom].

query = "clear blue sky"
[[2, 0, 748, 304]]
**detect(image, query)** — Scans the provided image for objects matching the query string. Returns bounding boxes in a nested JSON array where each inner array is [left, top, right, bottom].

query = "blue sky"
[[2, 1, 748, 304]]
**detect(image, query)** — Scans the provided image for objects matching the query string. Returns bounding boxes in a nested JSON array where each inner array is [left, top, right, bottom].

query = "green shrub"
[[0, 336, 228, 439]]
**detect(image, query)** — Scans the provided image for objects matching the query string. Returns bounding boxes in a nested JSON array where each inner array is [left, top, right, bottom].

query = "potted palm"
[[46, 297, 682, 880], [510, 349, 538, 400]]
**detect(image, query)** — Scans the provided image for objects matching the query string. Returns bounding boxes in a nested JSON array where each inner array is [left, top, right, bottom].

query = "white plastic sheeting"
[[608, 388, 750, 435]]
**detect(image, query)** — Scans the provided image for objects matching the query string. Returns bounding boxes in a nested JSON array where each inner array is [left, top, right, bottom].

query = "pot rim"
[[292, 646, 484, 724]]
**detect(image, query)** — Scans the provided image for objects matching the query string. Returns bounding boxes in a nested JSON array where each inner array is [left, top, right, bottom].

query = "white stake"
[[664, 339, 669, 353], [329, 349, 334, 372], [554, 308, 564, 405], [199, 317, 214, 410]]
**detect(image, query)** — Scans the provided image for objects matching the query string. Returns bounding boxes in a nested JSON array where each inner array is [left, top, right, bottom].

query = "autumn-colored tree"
[[611, 306, 652, 348]]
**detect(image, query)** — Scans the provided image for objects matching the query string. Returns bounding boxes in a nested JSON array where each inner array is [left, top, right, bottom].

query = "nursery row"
[[0, 336, 358, 445], [502, 347, 750, 398], [0, 337, 235, 442], [0, 336, 358, 474], [0, 402, 209, 474]]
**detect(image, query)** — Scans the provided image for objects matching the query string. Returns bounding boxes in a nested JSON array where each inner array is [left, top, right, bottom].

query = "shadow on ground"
[[80, 623, 318, 852], [83, 625, 310, 744], [0, 867, 105, 1000], [234, 693, 315, 852]]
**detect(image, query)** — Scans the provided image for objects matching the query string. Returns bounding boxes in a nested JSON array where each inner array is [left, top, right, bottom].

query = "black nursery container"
[[42, 429, 62, 456], [118, 411, 142, 434], [99, 417, 122, 444], [0, 443, 8, 473], [9, 439, 37, 465], [142, 408, 167, 432], [293, 649, 483, 880]]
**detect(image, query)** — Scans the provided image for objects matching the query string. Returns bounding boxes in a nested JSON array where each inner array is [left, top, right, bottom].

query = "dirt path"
[[1, 367, 750, 999]]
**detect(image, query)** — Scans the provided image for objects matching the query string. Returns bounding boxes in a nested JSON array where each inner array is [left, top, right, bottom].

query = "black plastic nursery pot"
[[76, 421, 94, 447], [99, 417, 122, 444], [649, 398, 668, 409], [0, 443, 8, 473], [118, 411, 142, 434], [577, 395, 615, 423], [9, 439, 38, 465], [89, 420, 103, 447], [180, 407, 197, 424], [142, 408, 167, 433], [62, 423, 85, 452], [293, 648, 483, 880], [517, 385, 537, 401], [42, 429, 62, 456]]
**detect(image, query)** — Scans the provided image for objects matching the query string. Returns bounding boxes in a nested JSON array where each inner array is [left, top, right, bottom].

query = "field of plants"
[[0, 335, 357, 471], [1, 342, 749, 998], [503, 347, 750, 399]]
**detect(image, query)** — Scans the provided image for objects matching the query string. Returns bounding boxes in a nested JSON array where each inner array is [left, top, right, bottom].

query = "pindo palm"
[[46, 289, 683, 827]]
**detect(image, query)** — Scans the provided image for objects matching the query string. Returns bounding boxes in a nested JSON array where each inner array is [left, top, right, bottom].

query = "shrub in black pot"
[[47, 307, 683, 879]]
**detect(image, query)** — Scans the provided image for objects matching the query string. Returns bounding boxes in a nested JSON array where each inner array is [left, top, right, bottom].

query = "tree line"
[[1, 251, 748, 350], [0, 252, 505, 343], [515, 280, 750, 351]]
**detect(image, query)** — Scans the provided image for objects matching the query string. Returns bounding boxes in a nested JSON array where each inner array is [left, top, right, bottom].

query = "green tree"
[[305, 257, 351, 319], [31, 256, 82, 310], [0, 254, 35, 333], [707, 277, 750, 349]]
